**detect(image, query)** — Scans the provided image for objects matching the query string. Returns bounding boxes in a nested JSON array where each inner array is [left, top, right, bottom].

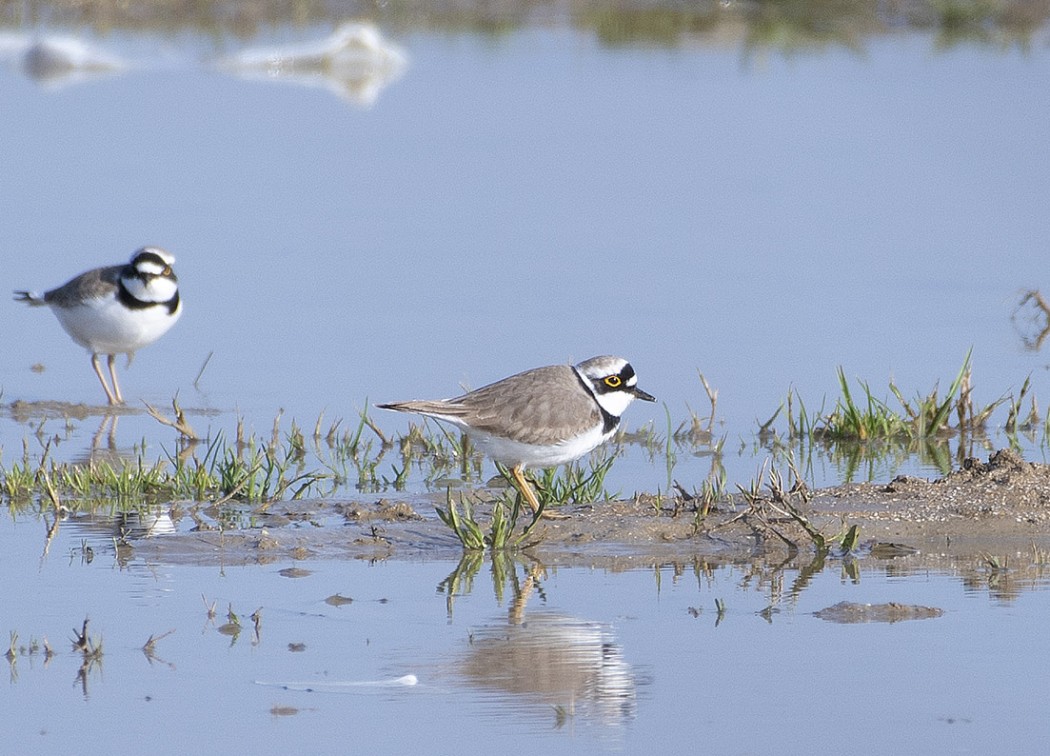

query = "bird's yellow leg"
[[510, 464, 541, 515], [511, 464, 569, 520]]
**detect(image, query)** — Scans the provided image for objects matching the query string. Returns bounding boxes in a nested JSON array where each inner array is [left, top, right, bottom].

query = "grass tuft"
[[435, 487, 541, 551], [781, 351, 1001, 443]]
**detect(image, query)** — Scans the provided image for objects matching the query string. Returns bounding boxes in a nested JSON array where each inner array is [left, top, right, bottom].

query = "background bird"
[[15, 246, 182, 406]]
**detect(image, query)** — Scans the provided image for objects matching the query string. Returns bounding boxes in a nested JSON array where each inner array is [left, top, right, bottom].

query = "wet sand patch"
[[124, 449, 1050, 576]]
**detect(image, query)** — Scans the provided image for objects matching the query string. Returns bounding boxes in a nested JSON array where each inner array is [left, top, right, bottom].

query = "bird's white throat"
[[122, 274, 178, 304], [592, 388, 635, 419]]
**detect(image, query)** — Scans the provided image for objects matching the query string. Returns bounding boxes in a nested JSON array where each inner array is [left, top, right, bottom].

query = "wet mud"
[[126, 449, 1050, 575]]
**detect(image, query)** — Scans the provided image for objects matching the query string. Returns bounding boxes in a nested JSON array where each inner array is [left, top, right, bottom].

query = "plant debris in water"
[[813, 601, 944, 624]]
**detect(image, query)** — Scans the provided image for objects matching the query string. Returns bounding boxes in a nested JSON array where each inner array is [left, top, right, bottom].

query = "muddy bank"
[[119, 450, 1050, 579]]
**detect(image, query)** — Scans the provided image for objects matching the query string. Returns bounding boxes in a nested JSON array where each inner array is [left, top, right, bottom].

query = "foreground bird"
[[15, 246, 182, 405], [377, 356, 655, 516]]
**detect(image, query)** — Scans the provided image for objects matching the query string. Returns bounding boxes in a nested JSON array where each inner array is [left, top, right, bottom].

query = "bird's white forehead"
[[575, 355, 629, 379]]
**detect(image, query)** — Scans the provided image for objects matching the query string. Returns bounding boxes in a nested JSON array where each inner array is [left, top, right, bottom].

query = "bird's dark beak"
[[632, 386, 656, 402]]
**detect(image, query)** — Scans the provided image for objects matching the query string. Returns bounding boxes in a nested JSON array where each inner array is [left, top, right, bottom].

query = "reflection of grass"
[[805, 434, 959, 481], [745, 1, 878, 53], [437, 549, 517, 621], [579, 7, 721, 46], [31, 1, 1047, 51], [437, 549, 544, 620]]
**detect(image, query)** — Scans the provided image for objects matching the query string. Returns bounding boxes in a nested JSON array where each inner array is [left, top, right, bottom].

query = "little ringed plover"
[[15, 246, 182, 406], [377, 355, 655, 516]]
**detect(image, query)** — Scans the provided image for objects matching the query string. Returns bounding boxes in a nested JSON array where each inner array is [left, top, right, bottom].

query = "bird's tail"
[[14, 291, 47, 306]]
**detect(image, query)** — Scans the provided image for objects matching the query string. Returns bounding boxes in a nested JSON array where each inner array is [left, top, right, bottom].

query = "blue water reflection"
[[3, 506, 1050, 754]]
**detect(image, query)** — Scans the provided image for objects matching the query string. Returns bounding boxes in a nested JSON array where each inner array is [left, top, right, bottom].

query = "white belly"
[[52, 297, 181, 355], [466, 423, 611, 469]]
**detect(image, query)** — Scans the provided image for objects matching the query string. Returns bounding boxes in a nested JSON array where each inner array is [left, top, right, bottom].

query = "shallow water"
[[3, 8, 1050, 753], [3, 509, 1050, 754]]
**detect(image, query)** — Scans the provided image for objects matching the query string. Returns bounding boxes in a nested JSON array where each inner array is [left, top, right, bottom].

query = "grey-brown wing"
[[452, 364, 602, 445], [375, 400, 474, 418], [44, 265, 122, 307]]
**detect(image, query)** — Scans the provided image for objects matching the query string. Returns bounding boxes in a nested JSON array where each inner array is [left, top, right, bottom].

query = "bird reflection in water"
[[217, 22, 408, 107], [441, 554, 638, 730], [0, 33, 125, 88]]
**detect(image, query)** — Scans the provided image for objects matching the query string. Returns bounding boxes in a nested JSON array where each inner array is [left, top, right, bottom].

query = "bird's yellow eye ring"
[[604, 375, 622, 388]]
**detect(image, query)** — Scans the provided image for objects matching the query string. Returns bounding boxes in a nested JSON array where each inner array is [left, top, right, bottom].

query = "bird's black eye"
[[162, 265, 172, 276], [604, 375, 622, 388]]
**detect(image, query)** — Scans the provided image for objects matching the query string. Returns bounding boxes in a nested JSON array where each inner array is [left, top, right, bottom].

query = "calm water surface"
[[2, 11, 1050, 754], [2, 510, 1049, 755]]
